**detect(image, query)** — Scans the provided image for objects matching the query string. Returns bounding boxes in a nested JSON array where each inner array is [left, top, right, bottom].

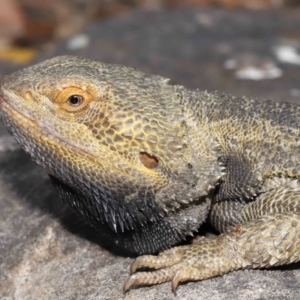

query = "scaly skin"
[[0, 56, 299, 293]]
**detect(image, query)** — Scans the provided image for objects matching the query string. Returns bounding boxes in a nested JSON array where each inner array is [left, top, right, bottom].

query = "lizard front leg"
[[124, 179, 300, 293]]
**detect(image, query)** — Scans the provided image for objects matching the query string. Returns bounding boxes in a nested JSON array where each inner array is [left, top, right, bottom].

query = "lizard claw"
[[123, 274, 138, 293], [130, 255, 160, 274], [130, 259, 139, 274], [171, 271, 180, 295]]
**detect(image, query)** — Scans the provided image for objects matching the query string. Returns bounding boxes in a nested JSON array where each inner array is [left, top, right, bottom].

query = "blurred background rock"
[[0, 0, 299, 64]]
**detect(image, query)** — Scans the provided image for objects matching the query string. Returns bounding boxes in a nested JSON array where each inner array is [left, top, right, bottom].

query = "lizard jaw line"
[[0, 96, 101, 161], [0, 95, 137, 179]]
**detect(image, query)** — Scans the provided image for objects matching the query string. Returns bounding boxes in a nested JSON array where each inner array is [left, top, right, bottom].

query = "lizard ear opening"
[[139, 152, 159, 169]]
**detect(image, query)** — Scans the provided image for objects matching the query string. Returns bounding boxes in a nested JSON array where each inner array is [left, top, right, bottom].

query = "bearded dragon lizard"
[[0, 56, 299, 293]]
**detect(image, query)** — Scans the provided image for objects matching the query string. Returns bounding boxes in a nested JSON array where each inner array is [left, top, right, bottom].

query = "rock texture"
[[1, 7, 300, 300]]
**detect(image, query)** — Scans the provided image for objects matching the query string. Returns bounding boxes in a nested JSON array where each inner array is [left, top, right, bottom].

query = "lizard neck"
[[165, 88, 225, 201]]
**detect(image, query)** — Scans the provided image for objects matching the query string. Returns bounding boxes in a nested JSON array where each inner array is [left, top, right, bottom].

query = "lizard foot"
[[124, 213, 300, 293], [123, 235, 237, 293]]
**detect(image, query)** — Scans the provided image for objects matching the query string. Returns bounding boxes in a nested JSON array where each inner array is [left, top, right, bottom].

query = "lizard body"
[[0, 56, 299, 292]]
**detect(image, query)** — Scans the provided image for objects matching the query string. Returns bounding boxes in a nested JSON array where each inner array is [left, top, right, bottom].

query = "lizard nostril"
[[25, 91, 33, 100], [139, 151, 159, 169]]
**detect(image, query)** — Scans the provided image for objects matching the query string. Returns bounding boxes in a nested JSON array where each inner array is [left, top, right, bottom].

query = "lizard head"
[[0, 56, 222, 254]]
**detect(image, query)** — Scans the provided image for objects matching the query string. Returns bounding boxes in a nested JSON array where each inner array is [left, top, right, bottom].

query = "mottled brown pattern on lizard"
[[0, 56, 299, 293]]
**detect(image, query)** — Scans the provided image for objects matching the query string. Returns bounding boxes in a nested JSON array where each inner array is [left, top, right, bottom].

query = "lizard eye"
[[55, 86, 94, 114], [68, 95, 84, 106]]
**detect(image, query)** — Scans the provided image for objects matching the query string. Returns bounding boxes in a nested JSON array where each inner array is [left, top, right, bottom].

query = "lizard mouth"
[[0, 94, 38, 126]]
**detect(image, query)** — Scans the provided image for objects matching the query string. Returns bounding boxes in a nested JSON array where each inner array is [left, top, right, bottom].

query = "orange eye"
[[55, 87, 93, 114]]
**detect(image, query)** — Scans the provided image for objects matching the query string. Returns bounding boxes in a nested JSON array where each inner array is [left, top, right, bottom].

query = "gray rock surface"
[[1, 7, 300, 300]]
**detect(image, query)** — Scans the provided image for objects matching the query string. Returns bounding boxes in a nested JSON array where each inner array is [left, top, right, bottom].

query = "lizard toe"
[[130, 245, 190, 273], [124, 267, 177, 293]]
